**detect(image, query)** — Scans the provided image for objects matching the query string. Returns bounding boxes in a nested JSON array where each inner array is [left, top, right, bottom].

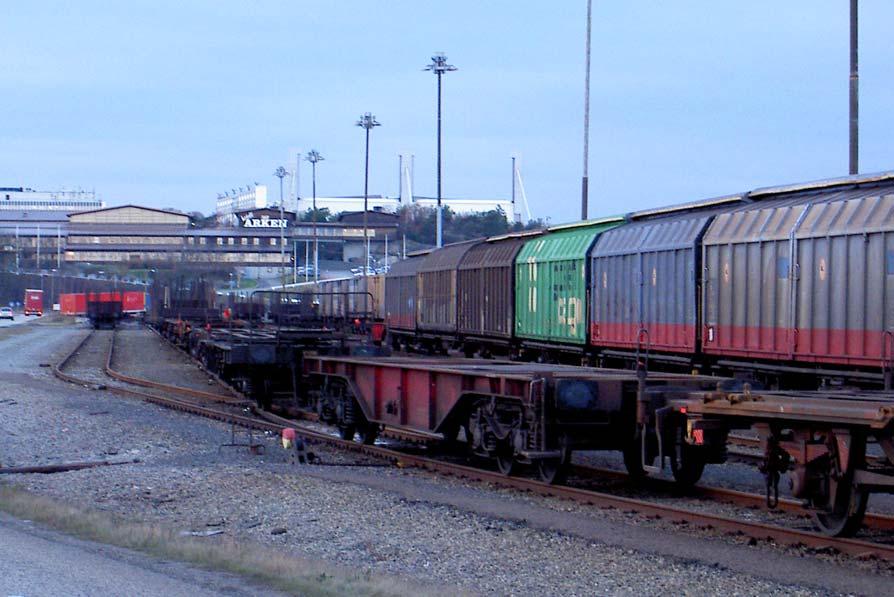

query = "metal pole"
[[581, 0, 592, 220], [15, 225, 19, 273], [849, 0, 859, 175], [57, 225, 61, 269], [436, 70, 443, 247], [364, 126, 370, 276], [36, 225, 40, 270], [511, 156, 516, 222], [279, 179, 285, 287], [312, 159, 318, 281], [293, 241, 297, 284], [356, 114, 380, 275], [305, 240, 309, 282]]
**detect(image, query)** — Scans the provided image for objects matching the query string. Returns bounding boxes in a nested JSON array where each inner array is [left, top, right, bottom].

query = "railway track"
[[52, 327, 894, 562]]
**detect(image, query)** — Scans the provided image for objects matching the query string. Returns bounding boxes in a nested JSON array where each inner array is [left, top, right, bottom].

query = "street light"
[[424, 52, 457, 248], [581, 0, 592, 220], [356, 113, 381, 276], [305, 150, 324, 282], [273, 167, 288, 287]]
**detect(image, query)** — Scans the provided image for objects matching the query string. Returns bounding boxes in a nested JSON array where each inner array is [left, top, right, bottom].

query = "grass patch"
[[0, 483, 443, 596]]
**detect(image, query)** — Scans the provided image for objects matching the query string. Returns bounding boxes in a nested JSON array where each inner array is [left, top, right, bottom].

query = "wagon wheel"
[[338, 424, 356, 441], [537, 448, 571, 485], [813, 482, 869, 537], [356, 423, 379, 445], [494, 441, 516, 476], [669, 425, 705, 488]]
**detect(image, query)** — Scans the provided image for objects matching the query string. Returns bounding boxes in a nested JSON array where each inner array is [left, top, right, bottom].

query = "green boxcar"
[[515, 218, 624, 345]]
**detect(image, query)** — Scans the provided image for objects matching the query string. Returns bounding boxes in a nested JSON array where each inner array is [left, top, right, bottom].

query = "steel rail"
[[53, 328, 894, 561], [105, 331, 247, 406]]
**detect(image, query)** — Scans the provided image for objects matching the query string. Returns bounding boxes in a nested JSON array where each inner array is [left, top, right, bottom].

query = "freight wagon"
[[86, 291, 123, 329], [383, 171, 894, 389]]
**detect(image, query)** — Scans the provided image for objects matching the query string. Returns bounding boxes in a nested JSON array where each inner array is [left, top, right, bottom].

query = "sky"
[[1, 1, 892, 225]]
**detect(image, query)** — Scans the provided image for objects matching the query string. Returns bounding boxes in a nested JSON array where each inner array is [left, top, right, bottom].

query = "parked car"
[[0, 307, 14, 320]]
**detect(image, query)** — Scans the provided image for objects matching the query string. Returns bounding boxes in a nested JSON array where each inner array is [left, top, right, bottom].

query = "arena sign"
[[240, 212, 288, 229]]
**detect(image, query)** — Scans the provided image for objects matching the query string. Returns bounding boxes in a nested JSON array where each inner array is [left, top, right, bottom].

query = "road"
[[0, 514, 281, 597], [0, 313, 34, 328]]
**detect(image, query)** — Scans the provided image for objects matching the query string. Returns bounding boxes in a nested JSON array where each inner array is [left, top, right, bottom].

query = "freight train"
[[383, 172, 894, 390]]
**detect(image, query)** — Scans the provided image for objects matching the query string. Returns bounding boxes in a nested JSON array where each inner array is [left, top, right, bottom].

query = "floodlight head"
[[273, 166, 288, 179], [355, 113, 381, 130], [425, 52, 457, 74], [306, 149, 325, 164]]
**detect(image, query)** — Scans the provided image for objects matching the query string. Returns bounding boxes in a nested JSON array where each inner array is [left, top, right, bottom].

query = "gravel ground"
[[1, 323, 892, 595]]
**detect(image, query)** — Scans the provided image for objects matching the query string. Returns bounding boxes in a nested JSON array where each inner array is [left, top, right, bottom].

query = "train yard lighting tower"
[[273, 167, 288, 287], [424, 52, 457, 248], [581, 0, 592, 220], [305, 150, 324, 282], [356, 113, 380, 276]]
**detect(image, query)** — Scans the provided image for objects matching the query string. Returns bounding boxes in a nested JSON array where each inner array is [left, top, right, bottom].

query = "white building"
[[0, 187, 103, 212], [215, 185, 268, 225]]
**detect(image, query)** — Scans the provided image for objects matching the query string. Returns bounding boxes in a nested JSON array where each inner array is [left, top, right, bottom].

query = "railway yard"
[[0, 317, 891, 595]]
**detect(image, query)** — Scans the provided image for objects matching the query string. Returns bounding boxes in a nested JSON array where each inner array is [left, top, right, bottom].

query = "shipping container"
[[60, 293, 87, 316], [24, 289, 43, 316], [702, 182, 890, 366], [417, 240, 481, 334], [515, 218, 623, 345], [457, 232, 539, 341], [122, 291, 147, 313], [590, 212, 720, 353], [384, 253, 427, 333]]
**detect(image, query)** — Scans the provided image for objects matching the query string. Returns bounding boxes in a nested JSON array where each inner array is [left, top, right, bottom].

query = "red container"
[[122, 291, 146, 313], [60, 293, 87, 316], [24, 289, 43, 316]]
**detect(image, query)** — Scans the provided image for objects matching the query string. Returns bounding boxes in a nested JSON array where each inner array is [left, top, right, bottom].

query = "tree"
[[298, 207, 333, 223]]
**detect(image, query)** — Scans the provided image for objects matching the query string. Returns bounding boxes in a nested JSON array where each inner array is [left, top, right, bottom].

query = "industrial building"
[[0, 203, 398, 270], [0, 187, 103, 212]]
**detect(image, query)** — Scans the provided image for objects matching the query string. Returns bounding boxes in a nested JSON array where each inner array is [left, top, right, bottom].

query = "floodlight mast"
[[273, 167, 288, 287], [356, 113, 381, 276], [305, 150, 324, 282], [424, 52, 457, 248], [581, 0, 592, 220]]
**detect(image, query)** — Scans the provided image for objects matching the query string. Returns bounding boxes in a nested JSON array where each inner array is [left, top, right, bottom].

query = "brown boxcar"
[[384, 253, 427, 333], [590, 210, 724, 354], [457, 232, 538, 342], [416, 240, 481, 334], [702, 181, 892, 367]]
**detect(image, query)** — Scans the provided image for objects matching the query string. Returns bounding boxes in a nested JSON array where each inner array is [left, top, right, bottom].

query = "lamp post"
[[305, 150, 324, 282], [581, 0, 592, 220], [424, 53, 457, 248], [356, 113, 380, 276], [273, 168, 287, 287]]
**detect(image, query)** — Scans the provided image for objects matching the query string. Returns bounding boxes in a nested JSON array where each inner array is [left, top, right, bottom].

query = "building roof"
[[68, 204, 188, 218]]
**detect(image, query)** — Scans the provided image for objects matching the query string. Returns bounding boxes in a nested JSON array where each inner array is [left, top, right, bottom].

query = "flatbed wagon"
[[664, 386, 894, 536], [303, 355, 719, 483]]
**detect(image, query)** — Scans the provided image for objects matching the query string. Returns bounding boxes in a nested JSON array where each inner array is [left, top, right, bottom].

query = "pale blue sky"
[[1, 1, 892, 224]]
